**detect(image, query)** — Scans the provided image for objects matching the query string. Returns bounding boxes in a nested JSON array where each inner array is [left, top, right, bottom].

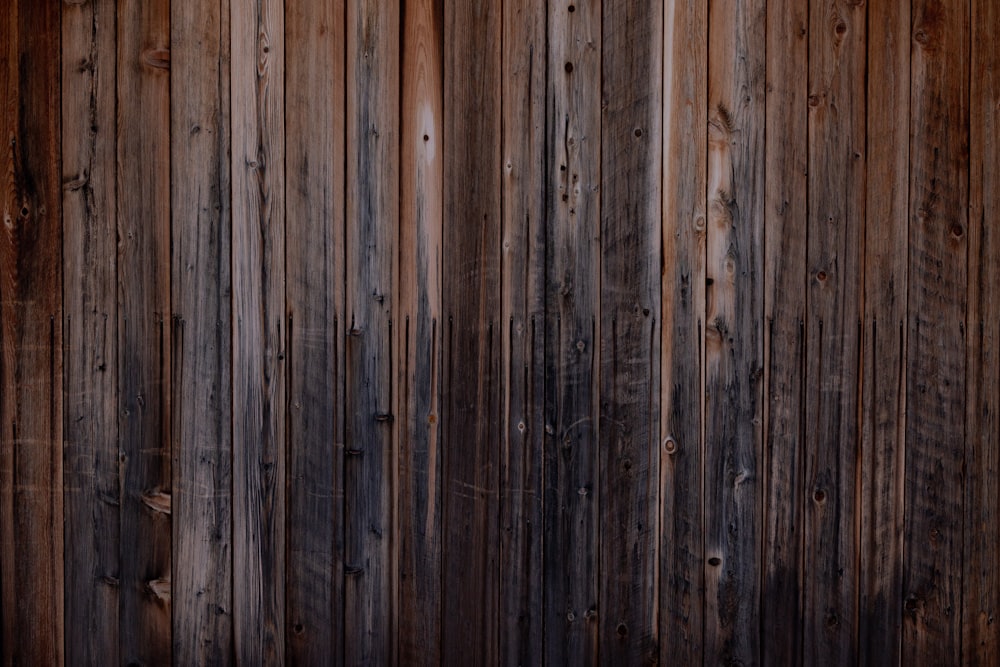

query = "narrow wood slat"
[[660, 0, 707, 662], [903, 0, 969, 662], [116, 0, 172, 662], [599, 0, 662, 662], [171, 0, 233, 662], [442, 0, 503, 662], [231, 0, 286, 661], [285, 0, 346, 663], [62, 0, 120, 662], [545, 0, 601, 662], [398, 0, 443, 662], [704, 0, 765, 662], [0, 0, 64, 662]]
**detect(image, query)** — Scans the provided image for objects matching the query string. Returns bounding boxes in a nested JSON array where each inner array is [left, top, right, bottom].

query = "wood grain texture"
[[0, 0, 64, 663], [761, 0, 806, 663], [116, 0, 172, 662], [398, 0, 443, 662], [62, 0, 120, 662], [442, 0, 503, 662], [285, 0, 345, 663], [660, 0, 706, 662], [599, 0, 661, 662], [705, 0, 765, 662], [965, 0, 1000, 662], [171, 0, 233, 662], [231, 0, 286, 661], [860, 0, 909, 664], [903, 0, 969, 663], [545, 0, 601, 662]]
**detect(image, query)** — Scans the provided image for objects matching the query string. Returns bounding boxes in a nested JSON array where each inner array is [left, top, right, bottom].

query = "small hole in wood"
[[634, 128, 643, 137], [423, 134, 429, 141], [568, 3, 575, 11], [565, 62, 574, 73]]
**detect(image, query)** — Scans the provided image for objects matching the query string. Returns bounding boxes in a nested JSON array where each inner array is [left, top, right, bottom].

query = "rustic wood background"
[[2, 0, 997, 664]]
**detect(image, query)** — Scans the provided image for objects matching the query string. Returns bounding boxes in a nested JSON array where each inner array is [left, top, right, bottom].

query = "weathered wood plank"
[[761, 0, 806, 663], [705, 0, 765, 662], [965, 0, 1000, 662], [859, 0, 909, 663], [62, 0, 120, 662], [171, 0, 233, 662], [116, 0, 172, 662], [903, 0, 969, 662], [442, 0, 503, 662], [802, 1, 866, 663], [285, 0, 346, 663], [660, 0, 706, 662], [345, 1, 399, 663], [0, 0, 64, 663], [231, 0, 286, 661], [545, 0, 601, 662], [599, 0, 662, 662], [398, 0, 443, 662]]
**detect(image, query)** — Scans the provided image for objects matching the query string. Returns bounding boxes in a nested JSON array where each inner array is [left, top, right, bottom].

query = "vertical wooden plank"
[[398, 0, 443, 662], [903, 0, 969, 662], [761, 0, 806, 663], [62, 0, 120, 662], [231, 0, 286, 661], [660, 0, 706, 662], [116, 0, 171, 662], [802, 0, 866, 663], [965, 0, 1000, 661], [545, 0, 600, 662], [600, 0, 661, 663], [171, 0, 233, 662], [442, 0, 502, 662], [860, 0, 909, 663], [285, 0, 346, 663], [345, 0, 398, 663], [0, 0, 64, 663], [704, 0, 764, 662], [501, 0, 546, 663]]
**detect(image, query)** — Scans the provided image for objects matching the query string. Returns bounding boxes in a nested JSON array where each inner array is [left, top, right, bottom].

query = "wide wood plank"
[[116, 0, 172, 662], [171, 0, 233, 662], [704, 0, 765, 662], [0, 0, 64, 663], [545, 0, 601, 662], [903, 0, 969, 662], [442, 0, 503, 662], [660, 0, 707, 662], [599, 0, 662, 662], [62, 0, 120, 662], [398, 0, 443, 662], [285, 1, 346, 663], [231, 0, 286, 661]]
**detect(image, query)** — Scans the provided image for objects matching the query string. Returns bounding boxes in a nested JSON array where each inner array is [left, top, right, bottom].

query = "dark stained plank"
[[171, 0, 233, 662], [398, 0, 443, 662], [442, 0, 503, 662], [0, 0, 64, 663], [599, 0, 662, 662], [62, 0, 120, 662], [116, 0, 172, 662], [761, 0, 806, 663], [802, 0, 865, 663], [500, 0, 546, 663], [859, 0, 909, 663], [903, 0, 969, 663], [965, 0, 1000, 661], [345, 1, 399, 664], [660, 0, 706, 662], [705, 0, 765, 662], [230, 0, 286, 661], [545, 0, 600, 662], [285, 0, 346, 663]]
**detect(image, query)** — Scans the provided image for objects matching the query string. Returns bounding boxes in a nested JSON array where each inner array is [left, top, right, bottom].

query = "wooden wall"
[[1, 0, 997, 664]]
